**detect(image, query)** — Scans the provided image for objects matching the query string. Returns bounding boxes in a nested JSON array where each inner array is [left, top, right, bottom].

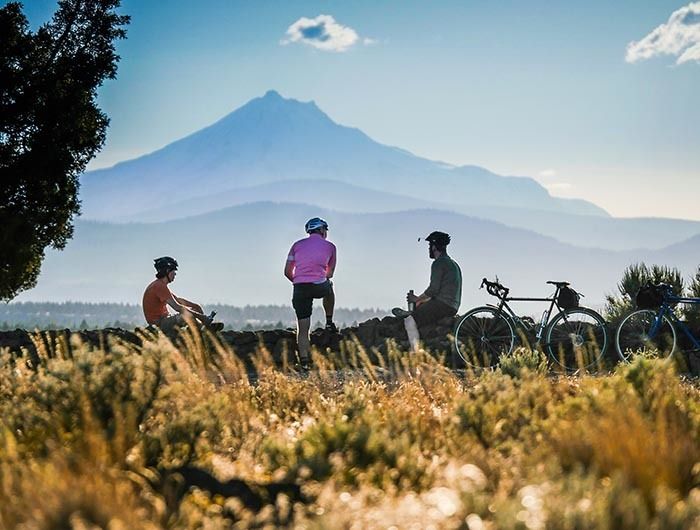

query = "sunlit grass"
[[0, 328, 698, 528]]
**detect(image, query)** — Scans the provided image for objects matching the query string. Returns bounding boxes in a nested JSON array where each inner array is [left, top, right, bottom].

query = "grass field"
[[1, 329, 699, 529]]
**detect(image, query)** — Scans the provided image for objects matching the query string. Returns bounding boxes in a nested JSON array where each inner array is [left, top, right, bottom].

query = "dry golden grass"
[[0, 330, 698, 529]]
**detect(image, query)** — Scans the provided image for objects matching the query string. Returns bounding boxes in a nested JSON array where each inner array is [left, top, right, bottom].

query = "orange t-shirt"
[[142, 279, 172, 324]]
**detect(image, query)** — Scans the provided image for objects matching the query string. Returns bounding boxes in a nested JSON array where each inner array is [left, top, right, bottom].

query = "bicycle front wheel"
[[453, 306, 516, 368], [615, 309, 676, 362], [545, 307, 608, 372]]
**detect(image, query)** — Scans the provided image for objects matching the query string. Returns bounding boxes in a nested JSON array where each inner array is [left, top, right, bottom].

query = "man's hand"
[[284, 261, 295, 283], [184, 301, 204, 314], [408, 291, 431, 307]]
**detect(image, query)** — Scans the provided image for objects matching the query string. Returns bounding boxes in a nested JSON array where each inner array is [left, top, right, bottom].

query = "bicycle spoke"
[[546, 309, 607, 372], [454, 308, 515, 368], [615, 310, 676, 362]]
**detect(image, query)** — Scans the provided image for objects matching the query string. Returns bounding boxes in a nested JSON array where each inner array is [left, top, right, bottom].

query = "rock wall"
[[0, 316, 457, 365], [2, 316, 698, 374]]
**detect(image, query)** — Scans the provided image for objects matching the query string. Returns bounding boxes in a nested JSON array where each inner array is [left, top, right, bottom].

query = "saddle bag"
[[635, 283, 666, 310], [557, 286, 580, 310]]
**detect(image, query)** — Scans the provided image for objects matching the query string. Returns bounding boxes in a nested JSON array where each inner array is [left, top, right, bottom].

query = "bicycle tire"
[[453, 306, 516, 368], [544, 307, 608, 372], [615, 309, 676, 362]]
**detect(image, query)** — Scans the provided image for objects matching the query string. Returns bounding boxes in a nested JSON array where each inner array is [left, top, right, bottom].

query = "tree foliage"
[[605, 263, 684, 323], [0, 0, 129, 300], [685, 265, 700, 327]]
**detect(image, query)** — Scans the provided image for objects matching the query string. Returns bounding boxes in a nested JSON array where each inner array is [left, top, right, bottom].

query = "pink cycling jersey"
[[287, 233, 337, 284]]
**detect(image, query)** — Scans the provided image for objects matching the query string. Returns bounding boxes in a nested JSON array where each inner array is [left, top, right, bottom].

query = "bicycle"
[[453, 278, 608, 371], [615, 283, 700, 361]]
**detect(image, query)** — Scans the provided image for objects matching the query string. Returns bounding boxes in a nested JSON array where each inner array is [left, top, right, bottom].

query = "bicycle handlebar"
[[481, 277, 509, 299]]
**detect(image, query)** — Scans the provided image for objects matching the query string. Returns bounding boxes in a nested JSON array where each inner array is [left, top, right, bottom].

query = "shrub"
[[605, 263, 684, 323], [452, 370, 565, 451], [685, 265, 700, 328], [1, 329, 699, 528], [498, 346, 548, 378], [548, 358, 700, 504]]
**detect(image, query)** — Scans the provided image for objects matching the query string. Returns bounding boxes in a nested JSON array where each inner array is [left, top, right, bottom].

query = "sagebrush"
[[0, 329, 698, 529]]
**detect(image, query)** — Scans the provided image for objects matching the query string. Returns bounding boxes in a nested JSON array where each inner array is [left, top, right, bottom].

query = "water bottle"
[[537, 309, 550, 338], [408, 290, 416, 312]]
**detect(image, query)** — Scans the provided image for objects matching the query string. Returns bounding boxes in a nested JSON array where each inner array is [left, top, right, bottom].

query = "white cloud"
[[281, 15, 360, 52], [626, 1, 700, 65], [537, 169, 571, 192], [545, 182, 572, 191]]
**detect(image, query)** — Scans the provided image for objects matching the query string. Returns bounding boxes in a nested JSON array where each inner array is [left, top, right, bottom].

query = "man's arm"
[[425, 261, 443, 296], [165, 294, 189, 314], [166, 294, 208, 323], [411, 261, 442, 305], [408, 290, 431, 306], [173, 295, 203, 314], [284, 260, 295, 282], [326, 245, 337, 279], [285, 245, 296, 282]]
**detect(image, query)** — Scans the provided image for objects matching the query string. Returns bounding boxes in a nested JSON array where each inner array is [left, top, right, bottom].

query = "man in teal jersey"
[[392, 231, 462, 351]]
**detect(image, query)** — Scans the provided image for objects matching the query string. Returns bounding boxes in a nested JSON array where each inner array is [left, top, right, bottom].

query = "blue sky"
[[16, 0, 700, 220]]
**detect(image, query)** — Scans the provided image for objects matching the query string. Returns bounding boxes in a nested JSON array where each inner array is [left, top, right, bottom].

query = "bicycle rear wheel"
[[545, 307, 608, 371], [615, 309, 676, 362], [453, 306, 515, 368]]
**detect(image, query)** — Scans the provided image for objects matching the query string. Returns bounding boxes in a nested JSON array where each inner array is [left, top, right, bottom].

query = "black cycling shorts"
[[412, 298, 457, 328], [292, 280, 333, 319]]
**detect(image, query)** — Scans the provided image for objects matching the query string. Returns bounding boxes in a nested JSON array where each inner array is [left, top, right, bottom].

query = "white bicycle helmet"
[[305, 217, 329, 233]]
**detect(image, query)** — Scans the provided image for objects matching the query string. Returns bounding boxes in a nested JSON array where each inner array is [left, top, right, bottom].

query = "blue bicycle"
[[615, 283, 700, 361]]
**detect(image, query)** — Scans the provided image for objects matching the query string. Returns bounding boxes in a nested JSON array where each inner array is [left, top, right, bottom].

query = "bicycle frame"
[[490, 293, 560, 342], [457, 278, 607, 371], [652, 297, 700, 350]]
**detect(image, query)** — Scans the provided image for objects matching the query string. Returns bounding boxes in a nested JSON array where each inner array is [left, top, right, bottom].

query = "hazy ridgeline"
[[0, 302, 388, 330]]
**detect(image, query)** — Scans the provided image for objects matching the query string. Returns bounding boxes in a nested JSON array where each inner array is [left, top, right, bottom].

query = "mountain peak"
[[81, 90, 609, 222], [262, 89, 283, 100], [257, 89, 320, 111]]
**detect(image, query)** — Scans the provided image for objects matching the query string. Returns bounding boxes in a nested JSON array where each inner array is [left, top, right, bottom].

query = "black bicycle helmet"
[[425, 231, 451, 249], [154, 256, 178, 276]]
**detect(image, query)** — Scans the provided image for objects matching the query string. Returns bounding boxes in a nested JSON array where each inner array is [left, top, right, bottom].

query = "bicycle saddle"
[[546, 281, 570, 287]]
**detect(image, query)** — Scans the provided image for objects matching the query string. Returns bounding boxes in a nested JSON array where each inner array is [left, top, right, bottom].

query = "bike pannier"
[[557, 286, 580, 310], [636, 283, 665, 310]]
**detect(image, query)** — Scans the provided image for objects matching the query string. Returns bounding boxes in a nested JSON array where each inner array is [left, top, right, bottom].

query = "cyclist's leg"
[[292, 284, 314, 362], [296, 317, 311, 361], [322, 281, 335, 329], [409, 299, 456, 352]]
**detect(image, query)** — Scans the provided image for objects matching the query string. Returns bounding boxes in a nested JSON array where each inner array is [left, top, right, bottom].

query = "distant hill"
[[123, 179, 700, 251], [80, 90, 607, 220], [17, 202, 700, 309], [0, 301, 385, 330], [79, 90, 700, 252]]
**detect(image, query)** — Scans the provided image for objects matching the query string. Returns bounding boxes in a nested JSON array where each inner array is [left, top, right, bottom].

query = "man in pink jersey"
[[284, 217, 337, 364]]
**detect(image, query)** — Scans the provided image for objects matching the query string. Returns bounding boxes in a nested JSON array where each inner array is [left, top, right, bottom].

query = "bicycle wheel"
[[545, 307, 608, 372], [453, 306, 516, 368], [615, 309, 676, 362]]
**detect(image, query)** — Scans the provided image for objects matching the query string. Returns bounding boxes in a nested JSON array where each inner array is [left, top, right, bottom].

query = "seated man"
[[392, 231, 462, 351], [142, 256, 223, 332]]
